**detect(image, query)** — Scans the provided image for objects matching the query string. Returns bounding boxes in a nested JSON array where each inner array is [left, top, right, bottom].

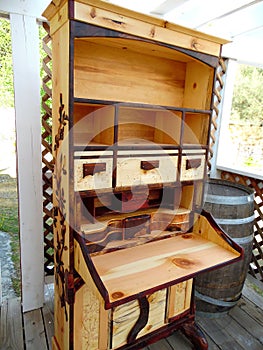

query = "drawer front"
[[180, 153, 206, 181], [74, 151, 113, 191], [111, 289, 167, 349], [167, 279, 193, 320], [116, 151, 178, 187]]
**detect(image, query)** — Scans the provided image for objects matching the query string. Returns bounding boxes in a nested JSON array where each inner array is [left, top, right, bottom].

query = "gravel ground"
[[0, 230, 16, 301]]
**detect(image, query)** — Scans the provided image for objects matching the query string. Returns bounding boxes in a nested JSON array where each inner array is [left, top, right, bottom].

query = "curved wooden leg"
[[180, 321, 208, 350]]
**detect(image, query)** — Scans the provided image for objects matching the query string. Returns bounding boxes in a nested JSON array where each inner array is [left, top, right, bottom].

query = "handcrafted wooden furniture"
[[43, 1, 243, 349]]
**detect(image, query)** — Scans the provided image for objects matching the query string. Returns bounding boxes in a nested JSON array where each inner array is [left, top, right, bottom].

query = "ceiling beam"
[[195, 0, 263, 29]]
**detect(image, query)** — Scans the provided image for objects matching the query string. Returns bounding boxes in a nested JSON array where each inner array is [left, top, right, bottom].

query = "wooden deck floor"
[[1, 275, 263, 350]]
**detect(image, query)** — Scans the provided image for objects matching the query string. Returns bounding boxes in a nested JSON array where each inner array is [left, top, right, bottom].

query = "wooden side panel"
[[74, 284, 108, 350], [74, 39, 186, 107], [168, 279, 193, 319], [74, 240, 109, 349], [49, 2, 68, 35], [183, 61, 214, 109], [193, 214, 241, 254], [52, 22, 71, 350]]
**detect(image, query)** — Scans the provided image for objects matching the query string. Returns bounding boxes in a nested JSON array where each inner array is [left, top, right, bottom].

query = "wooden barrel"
[[195, 179, 254, 314]]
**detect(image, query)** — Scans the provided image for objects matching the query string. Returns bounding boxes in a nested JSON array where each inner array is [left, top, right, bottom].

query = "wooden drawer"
[[74, 151, 113, 191], [167, 279, 193, 319], [116, 150, 178, 187], [111, 289, 167, 349], [180, 150, 206, 181]]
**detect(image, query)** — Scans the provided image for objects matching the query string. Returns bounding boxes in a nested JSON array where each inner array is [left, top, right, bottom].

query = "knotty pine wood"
[[73, 1, 227, 56], [1, 278, 263, 350], [168, 279, 193, 319], [74, 38, 186, 107], [73, 103, 115, 146], [112, 289, 167, 349], [91, 232, 240, 305], [51, 21, 71, 350]]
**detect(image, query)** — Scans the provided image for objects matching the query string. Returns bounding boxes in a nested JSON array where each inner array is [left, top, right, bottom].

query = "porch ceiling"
[[106, 0, 263, 67]]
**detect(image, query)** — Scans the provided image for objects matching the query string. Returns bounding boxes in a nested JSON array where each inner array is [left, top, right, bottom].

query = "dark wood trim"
[[73, 232, 110, 307], [127, 296, 150, 343], [71, 21, 219, 67]]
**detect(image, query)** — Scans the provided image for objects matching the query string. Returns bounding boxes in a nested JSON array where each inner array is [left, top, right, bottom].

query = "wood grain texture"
[[51, 21, 71, 350], [74, 38, 186, 106], [24, 309, 47, 350], [73, 1, 225, 56], [111, 289, 167, 349], [92, 227, 240, 305], [168, 279, 193, 319], [74, 284, 100, 350], [0, 298, 24, 350]]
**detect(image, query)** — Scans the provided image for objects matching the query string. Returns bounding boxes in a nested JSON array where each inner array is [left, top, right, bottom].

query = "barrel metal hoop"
[[195, 290, 241, 307], [215, 214, 255, 226], [232, 234, 254, 245], [205, 194, 254, 205]]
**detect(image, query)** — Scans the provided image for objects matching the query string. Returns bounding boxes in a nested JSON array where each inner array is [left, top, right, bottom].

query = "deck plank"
[[197, 316, 244, 350], [236, 296, 263, 326], [43, 282, 54, 350], [0, 298, 24, 350], [147, 338, 173, 349], [215, 315, 263, 350], [229, 301, 263, 344], [24, 309, 48, 350], [1, 276, 263, 350], [165, 331, 194, 349]]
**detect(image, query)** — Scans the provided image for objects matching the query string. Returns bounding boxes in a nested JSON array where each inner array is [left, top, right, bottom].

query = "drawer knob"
[[186, 158, 201, 170], [140, 160, 159, 171], [83, 162, 106, 177]]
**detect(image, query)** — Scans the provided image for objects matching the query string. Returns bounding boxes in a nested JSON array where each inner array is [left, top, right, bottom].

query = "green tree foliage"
[[0, 17, 14, 107], [231, 64, 263, 125]]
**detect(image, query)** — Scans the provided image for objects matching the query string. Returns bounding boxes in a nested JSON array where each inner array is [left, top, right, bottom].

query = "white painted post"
[[10, 13, 44, 312], [213, 59, 238, 176]]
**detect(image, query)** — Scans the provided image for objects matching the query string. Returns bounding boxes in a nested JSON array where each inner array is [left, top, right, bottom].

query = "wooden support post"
[[10, 13, 44, 312]]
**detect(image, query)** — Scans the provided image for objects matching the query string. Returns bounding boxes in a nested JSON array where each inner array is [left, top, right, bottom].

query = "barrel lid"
[[204, 179, 254, 205]]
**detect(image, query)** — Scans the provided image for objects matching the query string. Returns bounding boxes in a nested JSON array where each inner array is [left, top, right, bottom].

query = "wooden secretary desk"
[[43, 1, 243, 349]]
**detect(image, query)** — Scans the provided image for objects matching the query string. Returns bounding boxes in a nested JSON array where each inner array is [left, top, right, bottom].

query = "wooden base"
[[180, 321, 208, 350]]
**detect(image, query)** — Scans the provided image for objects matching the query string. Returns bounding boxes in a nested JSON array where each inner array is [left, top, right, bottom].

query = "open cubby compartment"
[[117, 106, 182, 146], [73, 102, 115, 147], [74, 37, 214, 109], [76, 183, 195, 253], [79, 206, 192, 255], [182, 112, 211, 146]]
